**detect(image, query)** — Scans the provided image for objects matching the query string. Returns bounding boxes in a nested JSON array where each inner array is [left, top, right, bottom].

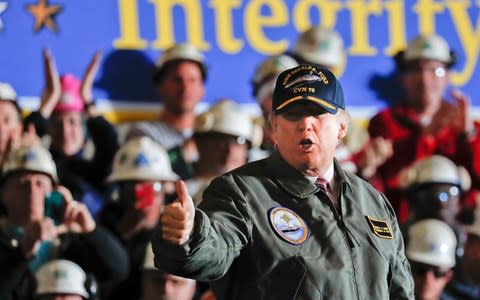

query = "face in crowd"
[[0, 100, 22, 160], [142, 269, 196, 300], [411, 261, 453, 300], [49, 111, 86, 157], [116, 180, 175, 229], [408, 182, 461, 225], [1, 171, 53, 226], [156, 60, 205, 115], [402, 59, 449, 110], [407, 219, 456, 300], [195, 132, 249, 175]]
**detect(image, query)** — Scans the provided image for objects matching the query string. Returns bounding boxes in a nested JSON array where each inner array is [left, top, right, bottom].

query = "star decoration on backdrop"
[[26, 0, 63, 33], [0, 2, 7, 31]]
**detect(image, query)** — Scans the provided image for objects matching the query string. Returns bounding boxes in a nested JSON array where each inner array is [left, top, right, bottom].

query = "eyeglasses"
[[405, 66, 446, 78], [412, 185, 460, 203], [200, 132, 248, 145], [410, 262, 450, 278], [134, 182, 162, 209], [409, 183, 461, 203]]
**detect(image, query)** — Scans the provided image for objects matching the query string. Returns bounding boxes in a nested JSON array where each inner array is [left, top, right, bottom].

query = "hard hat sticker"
[[22, 150, 37, 162], [269, 207, 309, 245], [366, 216, 393, 239], [134, 153, 150, 166]]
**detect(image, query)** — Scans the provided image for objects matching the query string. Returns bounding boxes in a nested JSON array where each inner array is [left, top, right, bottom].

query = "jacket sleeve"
[[382, 194, 415, 300], [0, 238, 30, 297], [23, 111, 49, 137], [152, 174, 252, 281], [66, 116, 119, 185], [61, 225, 129, 283]]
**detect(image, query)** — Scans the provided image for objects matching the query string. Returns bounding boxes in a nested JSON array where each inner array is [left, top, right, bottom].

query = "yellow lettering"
[[294, 87, 309, 93], [319, 72, 328, 83], [292, 0, 343, 31], [445, 0, 480, 85], [150, 0, 210, 50], [414, 0, 445, 34], [346, 0, 383, 55], [209, 0, 243, 54], [113, 0, 148, 49], [383, 0, 407, 56], [244, 0, 289, 54]]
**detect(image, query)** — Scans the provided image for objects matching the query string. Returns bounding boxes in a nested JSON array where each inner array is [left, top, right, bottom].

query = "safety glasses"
[[410, 184, 460, 204], [410, 262, 450, 278], [134, 182, 162, 209]]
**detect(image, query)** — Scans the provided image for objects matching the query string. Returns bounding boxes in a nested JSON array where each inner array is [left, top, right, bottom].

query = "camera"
[[44, 191, 64, 225]]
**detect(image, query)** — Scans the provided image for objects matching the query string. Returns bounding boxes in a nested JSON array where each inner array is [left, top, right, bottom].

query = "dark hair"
[[152, 59, 207, 85]]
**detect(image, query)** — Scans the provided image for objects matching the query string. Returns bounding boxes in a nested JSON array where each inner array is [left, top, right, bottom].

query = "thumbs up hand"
[[160, 180, 196, 245]]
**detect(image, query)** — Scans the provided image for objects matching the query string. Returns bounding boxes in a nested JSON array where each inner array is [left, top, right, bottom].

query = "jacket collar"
[[266, 150, 352, 198]]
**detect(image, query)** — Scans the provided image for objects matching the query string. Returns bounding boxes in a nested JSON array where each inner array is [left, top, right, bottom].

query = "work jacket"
[[153, 151, 414, 299]]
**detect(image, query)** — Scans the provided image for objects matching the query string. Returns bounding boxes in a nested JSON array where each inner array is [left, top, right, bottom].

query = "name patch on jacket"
[[269, 207, 309, 245], [366, 216, 393, 239]]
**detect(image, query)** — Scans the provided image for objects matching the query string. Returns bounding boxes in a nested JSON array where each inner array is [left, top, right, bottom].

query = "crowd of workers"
[[0, 26, 480, 300]]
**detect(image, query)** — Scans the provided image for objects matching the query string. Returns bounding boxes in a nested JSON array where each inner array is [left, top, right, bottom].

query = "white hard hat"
[[194, 99, 263, 148], [107, 136, 180, 182], [155, 43, 205, 70], [35, 259, 89, 298], [407, 219, 457, 268], [400, 155, 471, 191], [293, 26, 345, 68], [2, 144, 58, 183], [252, 55, 299, 87], [404, 34, 453, 64], [0, 82, 17, 101], [252, 55, 299, 103]]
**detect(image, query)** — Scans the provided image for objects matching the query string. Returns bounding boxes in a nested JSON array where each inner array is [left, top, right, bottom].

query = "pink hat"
[[53, 74, 84, 113]]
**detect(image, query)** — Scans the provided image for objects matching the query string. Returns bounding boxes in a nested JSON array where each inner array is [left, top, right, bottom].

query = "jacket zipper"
[[321, 191, 362, 300]]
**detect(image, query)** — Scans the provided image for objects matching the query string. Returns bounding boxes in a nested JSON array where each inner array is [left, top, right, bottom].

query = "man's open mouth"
[[299, 138, 313, 145]]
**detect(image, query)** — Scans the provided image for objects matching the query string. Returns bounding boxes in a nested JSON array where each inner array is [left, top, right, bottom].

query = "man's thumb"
[[175, 180, 192, 208]]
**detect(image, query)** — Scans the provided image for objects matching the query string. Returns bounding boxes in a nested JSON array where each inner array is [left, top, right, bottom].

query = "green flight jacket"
[[152, 151, 414, 299]]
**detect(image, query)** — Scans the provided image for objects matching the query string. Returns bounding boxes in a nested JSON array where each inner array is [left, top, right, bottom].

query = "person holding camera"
[[24, 49, 119, 219], [0, 144, 128, 300], [99, 136, 180, 300]]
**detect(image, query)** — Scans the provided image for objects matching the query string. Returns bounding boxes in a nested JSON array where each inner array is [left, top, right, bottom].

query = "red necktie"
[[316, 177, 340, 211], [315, 177, 331, 194]]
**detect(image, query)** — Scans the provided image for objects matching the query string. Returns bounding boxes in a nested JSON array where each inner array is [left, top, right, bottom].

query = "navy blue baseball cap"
[[272, 64, 345, 114]]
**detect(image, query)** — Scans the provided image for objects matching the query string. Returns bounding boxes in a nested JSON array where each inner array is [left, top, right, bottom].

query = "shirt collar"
[[306, 162, 334, 184]]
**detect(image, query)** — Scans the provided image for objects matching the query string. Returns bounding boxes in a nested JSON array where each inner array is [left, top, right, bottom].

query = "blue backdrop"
[[0, 0, 478, 119]]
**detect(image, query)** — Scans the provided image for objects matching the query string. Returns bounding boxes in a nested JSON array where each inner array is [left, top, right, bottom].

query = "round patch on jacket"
[[268, 207, 309, 245]]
